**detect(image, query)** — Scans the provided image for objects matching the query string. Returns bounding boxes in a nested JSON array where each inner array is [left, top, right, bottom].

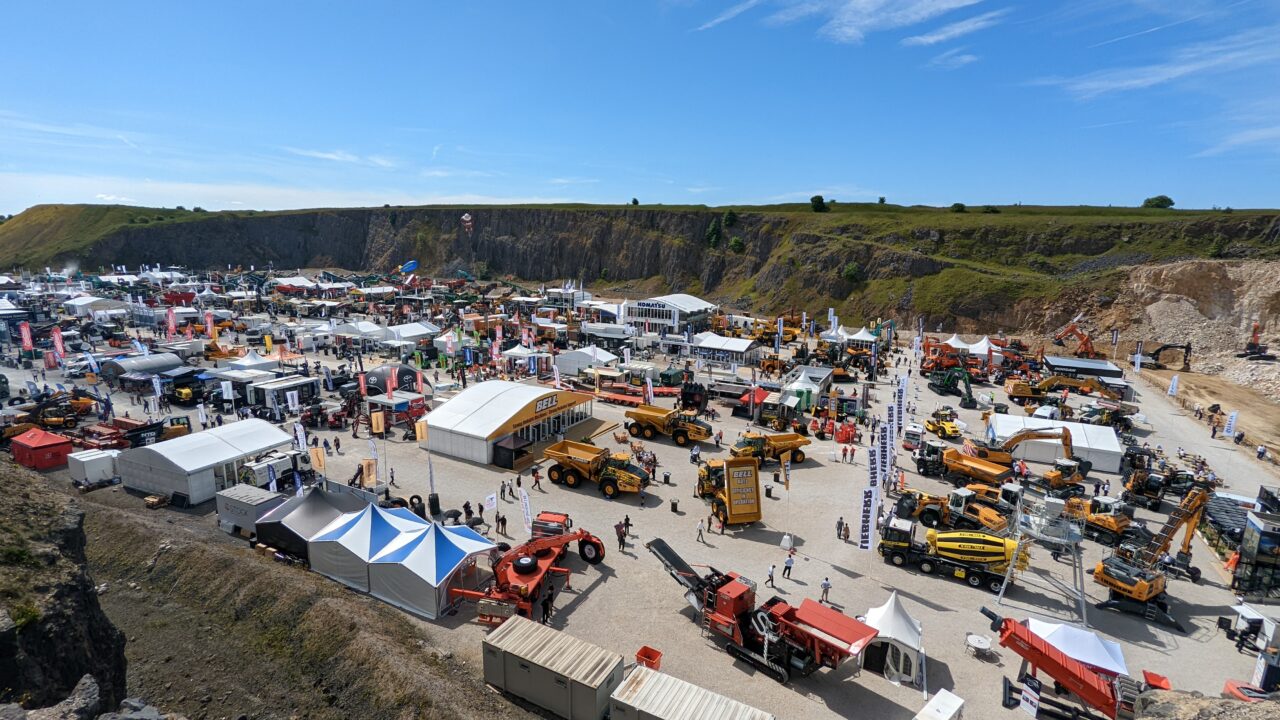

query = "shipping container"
[[67, 449, 120, 483], [215, 484, 287, 536], [483, 616, 623, 720], [609, 666, 775, 720]]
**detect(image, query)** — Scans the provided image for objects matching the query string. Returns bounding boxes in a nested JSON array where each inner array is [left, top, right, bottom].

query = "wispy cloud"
[[902, 8, 1009, 46], [1199, 125, 1280, 156], [685, 186, 722, 194], [696, 0, 766, 31], [1087, 0, 1255, 49], [814, 0, 984, 44], [928, 46, 979, 69], [1045, 26, 1280, 98], [115, 134, 139, 150], [431, 144, 443, 160], [1080, 120, 1137, 129], [548, 177, 600, 185], [282, 147, 400, 168], [420, 167, 495, 179], [94, 193, 136, 203]]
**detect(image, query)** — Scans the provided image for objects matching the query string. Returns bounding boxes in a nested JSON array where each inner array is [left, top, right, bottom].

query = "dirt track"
[[1139, 367, 1280, 468]]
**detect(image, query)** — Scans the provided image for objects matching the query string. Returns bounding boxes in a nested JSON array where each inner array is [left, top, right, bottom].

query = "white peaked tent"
[[966, 336, 1001, 365], [308, 504, 428, 592], [847, 327, 878, 346], [941, 334, 971, 352], [553, 345, 619, 376], [863, 591, 926, 688], [1027, 619, 1127, 676], [368, 523, 497, 620], [228, 349, 280, 371], [819, 325, 857, 343]]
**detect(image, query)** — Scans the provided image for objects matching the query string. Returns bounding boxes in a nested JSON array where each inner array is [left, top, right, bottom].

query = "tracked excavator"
[[1135, 343, 1192, 371], [645, 539, 878, 683], [1052, 321, 1105, 359], [963, 426, 1074, 467], [927, 367, 978, 409], [1090, 482, 1212, 632], [1237, 322, 1274, 361]]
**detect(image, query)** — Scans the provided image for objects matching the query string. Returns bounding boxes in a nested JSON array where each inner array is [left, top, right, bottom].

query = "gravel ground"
[[33, 344, 1280, 719]]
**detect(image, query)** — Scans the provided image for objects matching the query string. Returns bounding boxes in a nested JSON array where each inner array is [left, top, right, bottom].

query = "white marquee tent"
[[308, 504, 428, 592], [1027, 619, 1127, 676], [228, 349, 280, 372], [553, 345, 619, 376], [985, 414, 1123, 473], [847, 327, 878, 346], [863, 591, 926, 688], [966, 336, 1001, 364], [941, 334, 971, 352], [368, 523, 496, 620]]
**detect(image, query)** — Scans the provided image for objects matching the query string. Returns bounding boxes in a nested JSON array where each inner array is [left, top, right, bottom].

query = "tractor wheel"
[[548, 464, 565, 484], [713, 501, 728, 525], [642, 426, 655, 440], [1148, 499, 1162, 512], [673, 431, 688, 446], [890, 552, 907, 567], [578, 538, 605, 565], [564, 470, 582, 489], [792, 450, 805, 463], [918, 560, 936, 575], [1188, 566, 1202, 584], [601, 480, 619, 499], [966, 572, 983, 589], [987, 577, 1006, 594], [920, 509, 942, 528], [627, 423, 641, 437], [513, 556, 539, 574]]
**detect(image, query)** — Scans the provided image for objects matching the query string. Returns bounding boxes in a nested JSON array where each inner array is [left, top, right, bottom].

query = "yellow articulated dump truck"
[[624, 404, 713, 446], [543, 439, 651, 499], [730, 432, 812, 464], [696, 456, 762, 525]]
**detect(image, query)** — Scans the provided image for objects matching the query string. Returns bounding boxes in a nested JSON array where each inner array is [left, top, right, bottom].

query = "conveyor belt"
[[646, 538, 704, 592]]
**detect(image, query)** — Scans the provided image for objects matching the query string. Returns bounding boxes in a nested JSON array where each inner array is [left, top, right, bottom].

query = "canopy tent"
[[985, 414, 1123, 473], [819, 325, 859, 343], [501, 344, 551, 359], [966, 336, 1001, 364], [553, 345, 619, 376], [271, 275, 317, 289], [1026, 619, 1127, 677], [782, 375, 822, 412], [847, 327, 878, 346], [941, 334, 971, 352], [739, 387, 770, 405], [253, 488, 368, 559], [308, 504, 428, 592], [368, 523, 497, 619], [228, 349, 280, 371], [863, 591, 926, 688]]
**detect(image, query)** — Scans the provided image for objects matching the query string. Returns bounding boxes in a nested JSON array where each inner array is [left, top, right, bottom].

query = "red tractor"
[[646, 539, 877, 683], [451, 511, 606, 625]]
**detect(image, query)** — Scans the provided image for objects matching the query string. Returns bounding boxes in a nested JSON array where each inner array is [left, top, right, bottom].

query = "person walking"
[[696, 519, 705, 544], [835, 516, 844, 539], [841, 445, 848, 463], [476, 501, 484, 522], [389, 468, 398, 488], [215, 413, 224, 427], [515, 473, 522, 492], [1093, 480, 1102, 496], [1258, 444, 1268, 461], [323, 438, 332, 455], [820, 577, 832, 603], [765, 564, 776, 588], [616, 522, 626, 550], [531, 467, 543, 491], [783, 555, 794, 579], [841, 524, 850, 542], [623, 514, 633, 537], [333, 436, 341, 454], [499, 481, 507, 501]]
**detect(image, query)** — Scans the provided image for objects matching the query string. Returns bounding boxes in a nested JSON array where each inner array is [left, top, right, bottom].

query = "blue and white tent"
[[308, 504, 428, 592], [368, 523, 497, 620]]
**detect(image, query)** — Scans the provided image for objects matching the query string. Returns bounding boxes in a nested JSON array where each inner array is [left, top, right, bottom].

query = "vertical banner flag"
[[1133, 340, 1144, 373], [415, 370, 425, 394], [184, 324, 194, 340], [266, 464, 278, 493], [151, 376, 163, 400], [520, 488, 533, 534], [196, 402, 208, 426], [166, 307, 176, 340], [286, 390, 300, 413], [774, 317, 782, 353], [1168, 375, 1179, 396], [19, 322, 33, 352], [205, 311, 215, 337], [1223, 411, 1239, 438], [801, 311, 807, 335], [50, 327, 64, 361], [83, 352, 99, 373], [358, 373, 367, 396], [323, 366, 334, 391], [294, 422, 307, 451], [1111, 329, 1120, 347], [485, 493, 497, 512], [553, 365, 561, 387], [367, 438, 378, 460], [858, 445, 880, 551], [264, 334, 273, 354], [220, 381, 234, 404], [644, 377, 655, 406], [427, 452, 437, 495], [445, 330, 454, 356], [622, 347, 631, 365]]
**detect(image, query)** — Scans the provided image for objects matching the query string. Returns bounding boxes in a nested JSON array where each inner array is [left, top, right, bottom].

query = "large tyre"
[[578, 538, 605, 565], [642, 425, 655, 440], [548, 464, 565, 484], [966, 572, 983, 589], [513, 556, 539, 574], [564, 470, 582, 489], [1094, 531, 1115, 546], [890, 552, 907, 567], [988, 577, 1006, 594], [1188, 566, 1202, 584], [673, 431, 689, 446], [713, 500, 728, 525], [920, 509, 942, 528], [918, 560, 936, 575], [628, 423, 641, 437], [792, 450, 805, 463], [601, 480, 619, 499]]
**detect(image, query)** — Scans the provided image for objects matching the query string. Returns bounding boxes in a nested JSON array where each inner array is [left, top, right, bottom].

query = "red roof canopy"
[[12, 428, 73, 448], [739, 387, 769, 405]]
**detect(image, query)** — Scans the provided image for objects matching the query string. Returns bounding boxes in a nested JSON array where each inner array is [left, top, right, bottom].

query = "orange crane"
[[1052, 322, 1104, 359], [450, 511, 606, 625]]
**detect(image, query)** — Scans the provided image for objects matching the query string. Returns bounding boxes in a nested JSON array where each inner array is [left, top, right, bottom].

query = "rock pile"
[[0, 676, 188, 720]]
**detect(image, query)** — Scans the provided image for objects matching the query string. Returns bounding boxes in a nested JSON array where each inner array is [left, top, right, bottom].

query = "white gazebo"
[[863, 591, 926, 688], [941, 334, 971, 352], [227, 349, 280, 372]]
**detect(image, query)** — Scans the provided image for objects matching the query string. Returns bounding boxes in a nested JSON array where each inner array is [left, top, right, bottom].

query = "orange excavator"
[[980, 607, 1152, 719], [450, 511, 606, 625], [1052, 322, 1105, 359]]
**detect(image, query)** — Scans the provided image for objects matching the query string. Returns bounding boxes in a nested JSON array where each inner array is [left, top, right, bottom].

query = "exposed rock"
[[1137, 689, 1279, 718], [0, 466, 127, 710], [26, 675, 99, 720]]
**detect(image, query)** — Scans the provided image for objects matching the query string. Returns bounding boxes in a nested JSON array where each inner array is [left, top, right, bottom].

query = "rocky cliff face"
[[1137, 689, 1279, 719], [0, 465, 127, 711]]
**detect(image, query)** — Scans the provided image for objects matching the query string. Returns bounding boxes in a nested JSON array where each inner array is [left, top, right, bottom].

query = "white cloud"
[[548, 177, 600, 185], [814, 0, 985, 44], [928, 47, 979, 69], [115, 134, 139, 150], [94, 193, 136, 203], [282, 147, 361, 163], [0, 172, 571, 215], [685, 186, 722, 194], [1198, 125, 1280, 156], [1047, 26, 1280, 98], [420, 167, 495, 178], [431, 144, 443, 160], [696, 0, 766, 31], [902, 8, 1009, 46]]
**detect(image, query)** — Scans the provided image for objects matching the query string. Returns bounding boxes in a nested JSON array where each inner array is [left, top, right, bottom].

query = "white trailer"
[[215, 484, 287, 536], [68, 449, 119, 484]]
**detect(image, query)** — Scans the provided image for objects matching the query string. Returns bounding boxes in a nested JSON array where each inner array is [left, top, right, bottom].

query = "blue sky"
[[1, 1, 1277, 215]]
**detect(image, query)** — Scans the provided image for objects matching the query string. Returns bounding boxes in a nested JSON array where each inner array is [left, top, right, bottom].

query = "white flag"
[[553, 365, 561, 386], [1223, 411, 1239, 437], [293, 422, 307, 451], [286, 390, 300, 413], [520, 488, 533, 534], [1167, 375, 1179, 396], [196, 403, 208, 425], [220, 381, 234, 402], [368, 438, 378, 459], [485, 493, 497, 511]]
